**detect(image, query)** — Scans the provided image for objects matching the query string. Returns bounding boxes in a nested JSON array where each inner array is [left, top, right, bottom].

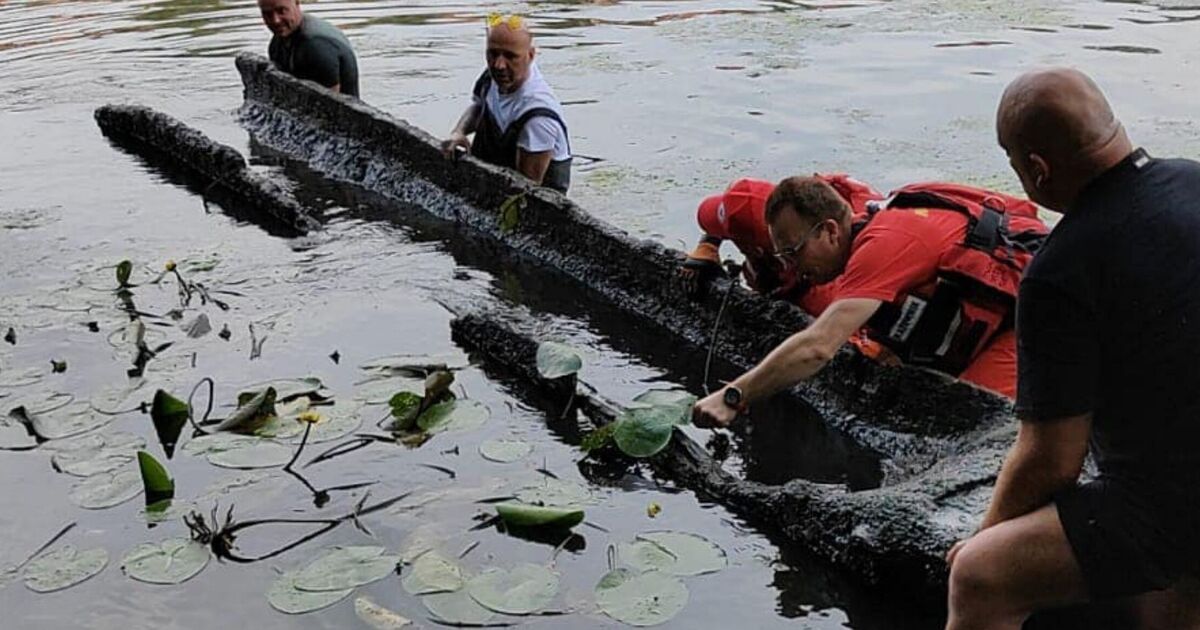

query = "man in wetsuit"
[[440, 14, 572, 193], [258, 0, 359, 97], [943, 68, 1200, 630]]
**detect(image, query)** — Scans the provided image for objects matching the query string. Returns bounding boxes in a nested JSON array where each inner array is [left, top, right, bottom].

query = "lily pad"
[[215, 387, 277, 433], [466, 563, 559, 615], [50, 431, 145, 477], [416, 399, 489, 434], [536, 341, 583, 379], [253, 397, 311, 439], [387, 391, 422, 431], [613, 405, 683, 459], [121, 538, 208, 584], [0, 366, 47, 388], [267, 571, 352, 614], [354, 376, 424, 405], [293, 546, 399, 592], [297, 407, 362, 444], [423, 590, 495, 626], [355, 597, 412, 629], [495, 503, 584, 530], [514, 479, 593, 507], [7, 390, 74, 417], [23, 546, 108, 593], [0, 418, 36, 450], [361, 353, 469, 375], [181, 431, 261, 456], [479, 439, 533, 463], [137, 450, 174, 506], [595, 569, 688, 627], [401, 551, 463, 595], [29, 402, 113, 441], [90, 381, 150, 415], [631, 390, 696, 420], [206, 439, 293, 469], [68, 469, 142, 509], [629, 532, 727, 576], [238, 377, 330, 403]]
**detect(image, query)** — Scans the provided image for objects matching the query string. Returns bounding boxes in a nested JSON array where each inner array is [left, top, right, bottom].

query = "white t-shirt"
[[474, 63, 571, 161]]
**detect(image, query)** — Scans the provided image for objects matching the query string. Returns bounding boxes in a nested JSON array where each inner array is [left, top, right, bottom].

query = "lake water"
[[1, 0, 1197, 628]]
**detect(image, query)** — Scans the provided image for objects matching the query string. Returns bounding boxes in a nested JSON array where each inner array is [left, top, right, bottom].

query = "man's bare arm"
[[442, 104, 482, 158], [979, 413, 1092, 531], [515, 148, 553, 185]]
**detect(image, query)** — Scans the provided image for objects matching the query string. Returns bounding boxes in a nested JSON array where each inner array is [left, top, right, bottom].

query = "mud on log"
[[94, 104, 318, 234], [234, 52, 1015, 475]]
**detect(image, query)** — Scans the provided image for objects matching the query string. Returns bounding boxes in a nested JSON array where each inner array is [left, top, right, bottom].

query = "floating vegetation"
[[68, 468, 142, 509], [267, 571, 352, 614], [121, 538, 209, 584], [535, 341, 582, 379], [466, 563, 560, 615], [23, 546, 108, 593], [479, 438, 533, 463], [595, 569, 688, 627]]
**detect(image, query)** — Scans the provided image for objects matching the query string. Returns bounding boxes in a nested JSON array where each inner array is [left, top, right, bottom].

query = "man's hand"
[[441, 132, 470, 159], [678, 240, 723, 297], [692, 389, 738, 429], [945, 538, 969, 570]]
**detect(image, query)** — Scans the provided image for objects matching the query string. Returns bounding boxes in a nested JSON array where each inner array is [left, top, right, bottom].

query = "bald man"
[[441, 15, 572, 193], [258, 0, 358, 97], [945, 68, 1200, 629]]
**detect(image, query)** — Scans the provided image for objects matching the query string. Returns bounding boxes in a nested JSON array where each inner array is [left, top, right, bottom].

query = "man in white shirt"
[[441, 14, 572, 193]]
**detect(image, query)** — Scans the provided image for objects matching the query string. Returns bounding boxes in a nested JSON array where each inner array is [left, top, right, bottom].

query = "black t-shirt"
[[1016, 148, 1200, 489], [268, 14, 359, 97]]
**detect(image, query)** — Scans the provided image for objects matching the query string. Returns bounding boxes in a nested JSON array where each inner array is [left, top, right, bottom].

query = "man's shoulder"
[[298, 14, 353, 50]]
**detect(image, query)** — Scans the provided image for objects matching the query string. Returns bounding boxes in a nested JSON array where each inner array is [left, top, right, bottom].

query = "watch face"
[[723, 387, 741, 408]]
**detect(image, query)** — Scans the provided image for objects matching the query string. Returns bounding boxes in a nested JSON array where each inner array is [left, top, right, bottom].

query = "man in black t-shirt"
[[945, 68, 1200, 629], [258, 0, 359, 97]]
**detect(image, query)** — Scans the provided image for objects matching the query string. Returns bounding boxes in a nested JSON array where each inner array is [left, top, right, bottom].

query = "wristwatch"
[[722, 385, 748, 413]]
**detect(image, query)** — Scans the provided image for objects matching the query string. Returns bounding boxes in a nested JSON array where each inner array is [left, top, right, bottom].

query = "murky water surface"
[[2, 0, 1198, 628]]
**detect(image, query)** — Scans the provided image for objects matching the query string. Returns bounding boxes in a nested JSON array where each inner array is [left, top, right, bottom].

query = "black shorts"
[[1055, 477, 1200, 600]]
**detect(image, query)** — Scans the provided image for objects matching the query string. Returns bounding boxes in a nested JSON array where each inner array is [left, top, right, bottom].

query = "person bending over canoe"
[[944, 68, 1200, 630], [257, 0, 359, 97], [690, 174, 1048, 423], [440, 14, 572, 194]]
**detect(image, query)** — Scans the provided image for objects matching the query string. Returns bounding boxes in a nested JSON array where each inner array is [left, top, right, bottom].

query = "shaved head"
[[996, 68, 1132, 212], [486, 19, 536, 94]]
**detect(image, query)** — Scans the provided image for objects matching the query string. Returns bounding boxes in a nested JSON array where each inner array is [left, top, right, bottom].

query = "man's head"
[[258, 0, 303, 38], [486, 15, 535, 94], [765, 176, 854, 284], [996, 67, 1132, 213]]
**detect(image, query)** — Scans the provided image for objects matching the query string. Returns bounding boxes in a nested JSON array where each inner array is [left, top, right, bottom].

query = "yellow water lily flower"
[[164, 260, 177, 272], [296, 410, 324, 424], [647, 502, 662, 518]]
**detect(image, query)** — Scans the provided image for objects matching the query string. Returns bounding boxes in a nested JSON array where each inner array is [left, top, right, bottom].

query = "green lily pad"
[[495, 503, 584, 530], [479, 439, 533, 463], [580, 422, 618, 453], [239, 377, 330, 403], [0, 366, 47, 388], [267, 571, 352, 614], [0, 418, 36, 450], [416, 399, 489, 434], [181, 431, 260, 456], [514, 478, 593, 507], [293, 546, 399, 592], [354, 596, 412, 629], [68, 469, 141, 509], [398, 523, 450, 564], [423, 590, 495, 626], [613, 405, 682, 458], [137, 450, 174, 505], [401, 551, 462, 595], [8, 390, 74, 417], [90, 381, 150, 415], [628, 532, 727, 576], [631, 390, 696, 421], [535, 341, 582, 379], [121, 538, 209, 584], [387, 391, 422, 431], [215, 387, 277, 433], [150, 389, 189, 456], [23, 546, 108, 593], [467, 563, 559, 615], [595, 569, 688, 627]]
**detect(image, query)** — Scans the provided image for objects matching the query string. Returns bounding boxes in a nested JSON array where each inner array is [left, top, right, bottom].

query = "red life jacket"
[[856, 182, 1048, 375]]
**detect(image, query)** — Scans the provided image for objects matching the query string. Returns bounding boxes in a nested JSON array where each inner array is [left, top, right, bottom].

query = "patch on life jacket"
[[887, 295, 928, 343]]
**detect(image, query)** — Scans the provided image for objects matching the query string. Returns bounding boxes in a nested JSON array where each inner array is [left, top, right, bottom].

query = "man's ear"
[[528, 46, 537, 63], [1029, 152, 1050, 189]]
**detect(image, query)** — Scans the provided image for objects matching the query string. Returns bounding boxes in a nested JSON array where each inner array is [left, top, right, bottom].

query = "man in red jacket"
[[690, 175, 1047, 422], [678, 174, 883, 317]]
